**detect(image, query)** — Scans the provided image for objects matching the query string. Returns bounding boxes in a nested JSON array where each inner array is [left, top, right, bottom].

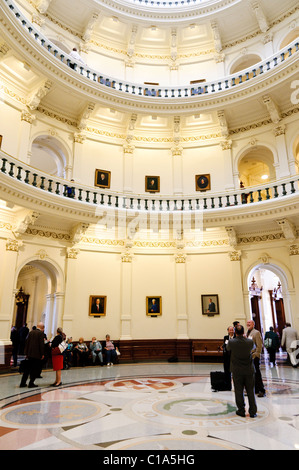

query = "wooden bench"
[[192, 340, 223, 361]]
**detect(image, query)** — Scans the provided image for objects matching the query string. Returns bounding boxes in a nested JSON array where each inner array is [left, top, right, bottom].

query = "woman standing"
[[51, 327, 65, 387]]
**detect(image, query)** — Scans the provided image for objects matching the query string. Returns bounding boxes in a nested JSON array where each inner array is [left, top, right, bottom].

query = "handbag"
[[51, 347, 61, 356], [58, 341, 67, 353], [264, 337, 272, 348], [116, 347, 121, 356], [19, 358, 29, 374]]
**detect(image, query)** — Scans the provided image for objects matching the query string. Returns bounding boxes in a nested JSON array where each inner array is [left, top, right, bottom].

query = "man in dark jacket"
[[20, 322, 45, 388], [226, 324, 257, 418]]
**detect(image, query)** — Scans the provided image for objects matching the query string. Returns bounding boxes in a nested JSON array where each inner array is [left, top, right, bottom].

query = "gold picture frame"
[[146, 296, 162, 316], [195, 174, 211, 191], [145, 175, 160, 193], [201, 295, 219, 316], [95, 169, 111, 189], [89, 295, 107, 317]]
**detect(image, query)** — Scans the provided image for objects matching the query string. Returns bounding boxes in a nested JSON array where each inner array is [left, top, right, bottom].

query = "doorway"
[[248, 267, 286, 339], [14, 258, 64, 339]]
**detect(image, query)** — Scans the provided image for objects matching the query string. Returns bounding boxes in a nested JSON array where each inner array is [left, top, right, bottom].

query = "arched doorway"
[[238, 145, 276, 189], [14, 258, 64, 339], [247, 265, 288, 339]]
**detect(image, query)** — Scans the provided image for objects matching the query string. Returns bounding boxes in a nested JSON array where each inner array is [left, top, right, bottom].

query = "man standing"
[[20, 322, 45, 388], [281, 323, 299, 367], [247, 319, 266, 397], [226, 324, 257, 418]]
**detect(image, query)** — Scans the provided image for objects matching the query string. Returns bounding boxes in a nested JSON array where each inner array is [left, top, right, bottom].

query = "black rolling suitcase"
[[210, 371, 232, 391]]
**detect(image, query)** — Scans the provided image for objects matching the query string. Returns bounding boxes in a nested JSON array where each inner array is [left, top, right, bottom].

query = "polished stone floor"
[[0, 357, 298, 452]]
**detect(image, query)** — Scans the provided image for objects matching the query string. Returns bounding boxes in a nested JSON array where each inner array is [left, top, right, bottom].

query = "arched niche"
[[237, 145, 276, 188], [31, 134, 69, 178], [292, 134, 299, 174], [279, 28, 299, 50], [229, 54, 262, 75], [48, 38, 72, 55]]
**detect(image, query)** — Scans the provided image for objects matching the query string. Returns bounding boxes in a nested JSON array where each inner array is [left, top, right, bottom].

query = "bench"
[[192, 340, 223, 361], [66, 339, 120, 367]]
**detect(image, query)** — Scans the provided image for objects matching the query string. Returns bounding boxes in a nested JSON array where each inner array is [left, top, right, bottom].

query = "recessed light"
[[261, 174, 269, 180]]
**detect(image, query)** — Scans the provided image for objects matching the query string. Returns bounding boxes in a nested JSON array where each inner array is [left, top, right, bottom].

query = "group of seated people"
[[63, 334, 119, 369]]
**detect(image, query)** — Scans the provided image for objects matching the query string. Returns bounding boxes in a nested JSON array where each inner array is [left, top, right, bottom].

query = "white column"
[[174, 251, 189, 339], [172, 147, 183, 195], [221, 140, 235, 190], [17, 111, 36, 164], [28, 276, 39, 326], [0, 239, 21, 341], [229, 251, 246, 321], [72, 133, 85, 182], [123, 145, 134, 193], [120, 251, 133, 340], [53, 292, 65, 332], [288, 245, 299, 329], [62, 248, 80, 338], [45, 293, 55, 338], [274, 125, 290, 178]]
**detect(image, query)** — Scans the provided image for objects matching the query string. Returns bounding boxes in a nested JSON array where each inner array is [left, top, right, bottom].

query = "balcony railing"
[[3, 0, 299, 100], [1, 152, 299, 214]]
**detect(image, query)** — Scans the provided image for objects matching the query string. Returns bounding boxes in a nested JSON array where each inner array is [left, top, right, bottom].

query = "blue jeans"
[[106, 349, 117, 364]]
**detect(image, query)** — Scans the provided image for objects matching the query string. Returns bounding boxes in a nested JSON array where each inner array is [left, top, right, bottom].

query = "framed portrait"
[[95, 169, 111, 189], [195, 174, 211, 191], [145, 175, 160, 193], [146, 296, 162, 316], [201, 295, 219, 316], [89, 295, 107, 317]]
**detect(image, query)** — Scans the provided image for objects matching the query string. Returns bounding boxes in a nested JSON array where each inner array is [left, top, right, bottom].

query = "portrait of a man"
[[201, 295, 219, 316], [146, 296, 162, 316], [95, 169, 111, 189], [195, 174, 211, 191], [89, 295, 106, 316], [145, 176, 160, 193]]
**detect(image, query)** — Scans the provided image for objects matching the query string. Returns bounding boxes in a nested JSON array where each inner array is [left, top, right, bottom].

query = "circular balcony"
[[1, 151, 299, 227], [2, 0, 298, 113]]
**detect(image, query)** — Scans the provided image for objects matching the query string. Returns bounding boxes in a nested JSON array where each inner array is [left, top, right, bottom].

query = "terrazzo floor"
[[0, 359, 298, 455]]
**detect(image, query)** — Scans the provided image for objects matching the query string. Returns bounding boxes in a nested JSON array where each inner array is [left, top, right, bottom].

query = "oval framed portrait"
[[195, 174, 211, 191]]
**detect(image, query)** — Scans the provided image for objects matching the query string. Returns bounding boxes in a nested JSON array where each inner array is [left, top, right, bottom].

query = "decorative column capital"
[[123, 143, 135, 154], [73, 132, 86, 144], [220, 139, 232, 151], [6, 238, 22, 252], [121, 251, 133, 263], [174, 252, 186, 263], [229, 250, 241, 261], [66, 247, 80, 259], [273, 125, 286, 137], [289, 245, 299, 256], [21, 110, 36, 124], [171, 146, 183, 157]]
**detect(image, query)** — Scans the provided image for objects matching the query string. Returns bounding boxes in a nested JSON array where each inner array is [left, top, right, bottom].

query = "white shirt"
[[69, 50, 86, 65]]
